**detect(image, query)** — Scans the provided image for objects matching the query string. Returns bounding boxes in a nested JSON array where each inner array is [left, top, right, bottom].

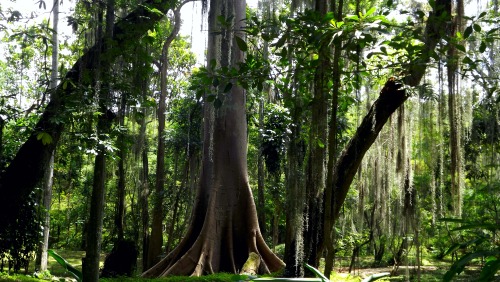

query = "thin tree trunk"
[[82, 1, 115, 281], [36, 0, 59, 272], [140, 111, 150, 272], [115, 87, 127, 241], [0, 118, 4, 172], [165, 151, 181, 254], [447, 0, 464, 217], [147, 4, 184, 268], [257, 97, 266, 237]]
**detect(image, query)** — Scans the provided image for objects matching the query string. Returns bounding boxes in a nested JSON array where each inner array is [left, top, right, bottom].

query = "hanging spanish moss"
[[437, 60, 447, 219], [446, 0, 465, 217]]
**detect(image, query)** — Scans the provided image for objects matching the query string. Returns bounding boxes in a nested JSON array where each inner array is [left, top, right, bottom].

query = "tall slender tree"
[[36, 0, 59, 272], [142, 0, 284, 276], [148, 3, 185, 268], [82, 1, 116, 281]]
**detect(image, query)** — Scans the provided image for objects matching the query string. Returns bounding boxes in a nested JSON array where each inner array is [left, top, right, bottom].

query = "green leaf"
[[444, 250, 498, 282], [217, 15, 227, 26], [473, 24, 481, 32], [345, 14, 359, 21], [210, 59, 217, 69], [212, 77, 220, 87], [462, 56, 473, 65], [223, 83, 233, 93], [304, 263, 329, 282], [235, 36, 248, 52], [273, 34, 287, 48], [443, 242, 461, 257], [463, 25, 473, 38], [317, 139, 325, 148], [480, 256, 500, 281], [36, 132, 53, 145], [364, 7, 377, 17], [47, 250, 82, 282], [455, 44, 466, 52], [479, 41, 487, 53]]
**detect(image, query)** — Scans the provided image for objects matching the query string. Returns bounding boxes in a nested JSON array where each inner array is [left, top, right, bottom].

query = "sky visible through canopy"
[[1, 0, 258, 65]]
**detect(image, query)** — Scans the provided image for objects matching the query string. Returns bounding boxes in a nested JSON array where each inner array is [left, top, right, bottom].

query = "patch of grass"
[[100, 273, 248, 282], [330, 272, 361, 282], [0, 272, 43, 282]]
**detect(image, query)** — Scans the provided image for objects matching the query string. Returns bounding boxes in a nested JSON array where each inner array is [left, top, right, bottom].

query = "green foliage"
[[0, 272, 43, 282], [304, 264, 329, 282], [0, 190, 41, 274], [441, 212, 500, 281], [261, 104, 290, 175], [47, 250, 82, 282], [100, 273, 249, 281]]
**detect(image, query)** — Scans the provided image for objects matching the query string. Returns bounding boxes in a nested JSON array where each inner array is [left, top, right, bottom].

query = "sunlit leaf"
[[365, 7, 377, 18], [36, 132, 53, 145]]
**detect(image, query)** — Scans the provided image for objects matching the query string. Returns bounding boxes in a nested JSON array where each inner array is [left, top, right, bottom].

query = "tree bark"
[[283, 96, 306, 278], [257, 97, 267, 238], [82, 1, 115, 281], [303, 0, 330, 270], [36, 0, 59, 272], [323, 0, 343, 276], [139, 97, 150, 272], [142, 0, 284, 276], [115, 87, 127, 241], [329, 79, 407, 224], [0, 0, 176, 228], [321, 0, 452, 268], [148, 3, 185, 268]]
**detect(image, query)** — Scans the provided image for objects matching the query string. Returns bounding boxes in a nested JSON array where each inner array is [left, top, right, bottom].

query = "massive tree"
[[142, 0, 284, 276], [0, 0, 176, 228]]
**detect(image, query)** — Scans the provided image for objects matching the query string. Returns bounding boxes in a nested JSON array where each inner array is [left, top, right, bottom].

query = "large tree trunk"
[[142, 0, 284, 277], [0, 0, 176, 228]]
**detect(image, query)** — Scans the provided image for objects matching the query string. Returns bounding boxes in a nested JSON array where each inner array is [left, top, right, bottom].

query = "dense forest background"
[[0, 0, 499, 281]]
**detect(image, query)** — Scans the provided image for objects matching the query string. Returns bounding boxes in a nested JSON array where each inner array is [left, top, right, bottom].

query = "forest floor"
[[0, 250, 495, 281]]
